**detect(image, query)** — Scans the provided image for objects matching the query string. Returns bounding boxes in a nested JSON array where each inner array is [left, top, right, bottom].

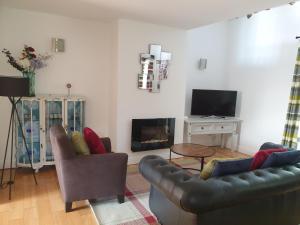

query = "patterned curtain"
[[282, 48, 300, 149]]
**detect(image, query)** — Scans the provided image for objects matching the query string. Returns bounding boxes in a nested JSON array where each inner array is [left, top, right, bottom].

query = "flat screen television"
[[191, 89, 237, 117]]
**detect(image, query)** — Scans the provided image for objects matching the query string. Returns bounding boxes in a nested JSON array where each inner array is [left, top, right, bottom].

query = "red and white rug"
[[90, 168, 160, 225]]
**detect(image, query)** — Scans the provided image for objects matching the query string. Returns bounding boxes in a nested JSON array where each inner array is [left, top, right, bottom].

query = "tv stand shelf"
[[184, 117, 242, 151]]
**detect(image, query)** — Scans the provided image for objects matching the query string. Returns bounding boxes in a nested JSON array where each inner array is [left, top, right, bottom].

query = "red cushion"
[[83, 127, 107, 154], [250, 148, 287, 170]]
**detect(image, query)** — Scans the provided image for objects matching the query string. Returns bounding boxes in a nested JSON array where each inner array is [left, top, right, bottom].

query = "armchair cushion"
[[83, 127, 107, 154], [71, 131, 90, 155]]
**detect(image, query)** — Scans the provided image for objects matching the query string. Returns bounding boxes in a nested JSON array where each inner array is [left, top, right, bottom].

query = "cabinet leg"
[[221, 134, 227, 149], [232, 133, 238, 151], [186, 135, 191, 143]]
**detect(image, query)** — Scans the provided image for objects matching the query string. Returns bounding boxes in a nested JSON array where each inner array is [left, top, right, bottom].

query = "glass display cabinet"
[[16, 95, 85, 172]]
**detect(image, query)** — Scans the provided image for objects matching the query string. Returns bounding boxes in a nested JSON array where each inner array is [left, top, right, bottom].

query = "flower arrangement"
[[1, 45, 51, 96], [1, 45, 51, 73]]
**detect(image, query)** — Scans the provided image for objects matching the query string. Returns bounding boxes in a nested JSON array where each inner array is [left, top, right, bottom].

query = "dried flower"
[[1, 45, 51, 73], [25, 46, 35, 52], [18, 58, 30, 69]]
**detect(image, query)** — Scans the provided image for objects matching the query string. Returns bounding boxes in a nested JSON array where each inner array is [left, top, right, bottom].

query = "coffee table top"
[[170, 143, 216, 158]]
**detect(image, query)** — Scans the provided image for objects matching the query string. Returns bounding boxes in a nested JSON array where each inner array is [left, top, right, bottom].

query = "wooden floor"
[[0, 148, 249, 225], [0, 168, 97, 225]]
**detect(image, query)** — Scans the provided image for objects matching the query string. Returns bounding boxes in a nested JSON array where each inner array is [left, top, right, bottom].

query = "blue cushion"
[[211, 158, 253, 177], [261, 150, 300, 169]]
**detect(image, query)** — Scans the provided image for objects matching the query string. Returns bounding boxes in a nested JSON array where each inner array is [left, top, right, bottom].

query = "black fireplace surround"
[[131, 118, 175, 152]]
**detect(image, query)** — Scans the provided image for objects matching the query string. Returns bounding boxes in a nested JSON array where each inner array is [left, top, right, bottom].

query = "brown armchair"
[[50, 125, 128, 212]]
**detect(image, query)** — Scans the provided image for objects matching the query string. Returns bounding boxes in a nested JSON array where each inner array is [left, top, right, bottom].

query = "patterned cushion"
[[261, 150, 300, 168], [71, 131, 90, 155], [83, 127, 107, 154]]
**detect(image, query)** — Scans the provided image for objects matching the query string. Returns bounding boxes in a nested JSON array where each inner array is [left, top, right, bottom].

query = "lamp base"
[[0, 97, 38, 200]]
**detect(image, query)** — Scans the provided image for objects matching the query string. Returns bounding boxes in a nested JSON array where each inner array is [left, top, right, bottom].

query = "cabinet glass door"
[[16, 100, 41, 165], [67, 101, 84, 134], [45, 100, 63, 162]]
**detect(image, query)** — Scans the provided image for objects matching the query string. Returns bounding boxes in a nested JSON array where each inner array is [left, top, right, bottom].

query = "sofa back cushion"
[[50, 125, 76, 161], [261, 150, 300, 168]]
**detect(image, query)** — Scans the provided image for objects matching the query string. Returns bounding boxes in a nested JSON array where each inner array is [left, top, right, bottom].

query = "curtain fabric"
[[282, 48, 300, 149]]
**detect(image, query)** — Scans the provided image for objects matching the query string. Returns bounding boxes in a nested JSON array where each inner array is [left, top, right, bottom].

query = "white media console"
[[184, 117, 242, 151]]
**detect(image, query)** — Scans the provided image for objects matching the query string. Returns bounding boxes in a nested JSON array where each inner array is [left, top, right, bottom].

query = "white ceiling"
[[0, 0, 295, 29]]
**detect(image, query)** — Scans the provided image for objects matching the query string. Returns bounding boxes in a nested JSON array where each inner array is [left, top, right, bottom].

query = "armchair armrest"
[[60, 153, 128, 202]]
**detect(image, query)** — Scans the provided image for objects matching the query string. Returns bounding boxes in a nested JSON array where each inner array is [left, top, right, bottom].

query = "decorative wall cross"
[[138, 44, 172, 93]]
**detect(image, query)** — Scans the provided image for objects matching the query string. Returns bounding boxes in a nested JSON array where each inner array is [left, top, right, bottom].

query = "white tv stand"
[[184, 117, 242, 151]]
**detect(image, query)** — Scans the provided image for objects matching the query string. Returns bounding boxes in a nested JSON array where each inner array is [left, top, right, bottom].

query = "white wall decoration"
[[138, 44, 171, 93]]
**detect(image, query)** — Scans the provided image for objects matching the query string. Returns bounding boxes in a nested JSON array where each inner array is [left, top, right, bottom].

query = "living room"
[[0, 0, 300, 225]]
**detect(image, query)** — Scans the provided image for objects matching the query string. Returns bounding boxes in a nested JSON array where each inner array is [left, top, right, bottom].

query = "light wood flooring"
[[0, 148, 249, 225]]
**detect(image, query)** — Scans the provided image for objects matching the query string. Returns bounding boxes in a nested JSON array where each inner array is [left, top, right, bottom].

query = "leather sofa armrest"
[[139, 155, 200, 209], [259, 142, 283, 150]]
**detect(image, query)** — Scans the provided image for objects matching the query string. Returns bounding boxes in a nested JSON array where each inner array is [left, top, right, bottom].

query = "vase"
[[22, 71, 36, 97]]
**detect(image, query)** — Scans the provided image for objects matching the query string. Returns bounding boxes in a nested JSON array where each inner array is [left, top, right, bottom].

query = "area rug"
[[90, 167, 159, 225]]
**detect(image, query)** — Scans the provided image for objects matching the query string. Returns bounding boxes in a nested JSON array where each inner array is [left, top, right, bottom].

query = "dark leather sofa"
[[139, 155, 300, 225], [50, 125, 128, 212]]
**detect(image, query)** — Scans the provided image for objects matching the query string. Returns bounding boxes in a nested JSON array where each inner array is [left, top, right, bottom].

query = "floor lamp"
[[0, 76, 38, 200]]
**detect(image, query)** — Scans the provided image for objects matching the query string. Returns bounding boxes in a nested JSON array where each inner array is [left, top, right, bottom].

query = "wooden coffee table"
[[170, 143, 216, 171]]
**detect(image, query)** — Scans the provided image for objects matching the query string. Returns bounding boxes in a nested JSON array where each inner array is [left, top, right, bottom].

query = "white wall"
[[185, 22, 229, 145], [114, 19, 187, 164], [186, 22, 229, 116], [185, 4, 300, 154], [226, 4, 300, 154], [0, 7, 113, 166]]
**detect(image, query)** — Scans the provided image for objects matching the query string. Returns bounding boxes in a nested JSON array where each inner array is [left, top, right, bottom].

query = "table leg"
[[220, 134, 224, 148], [201, 157, 205, 171], [187, 123, 192, 143], [169, 149, 172, 162]]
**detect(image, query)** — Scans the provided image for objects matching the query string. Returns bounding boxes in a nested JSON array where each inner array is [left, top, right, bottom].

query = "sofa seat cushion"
[[250, 148, 287, 170], [83, 127, 107, 154], [261, 150, 300, 168], [71, 131, 91, 155]]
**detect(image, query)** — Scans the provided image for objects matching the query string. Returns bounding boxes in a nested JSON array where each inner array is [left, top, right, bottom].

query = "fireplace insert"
[[131, 118, 175, 152]]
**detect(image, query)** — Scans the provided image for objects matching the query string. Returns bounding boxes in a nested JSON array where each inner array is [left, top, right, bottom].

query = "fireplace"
[[131, 118, 175, 152]]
